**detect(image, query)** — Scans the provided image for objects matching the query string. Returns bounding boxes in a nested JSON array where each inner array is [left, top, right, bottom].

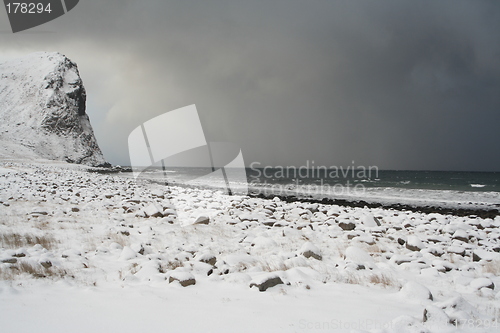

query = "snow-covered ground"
[[1, 160, 500, 332]]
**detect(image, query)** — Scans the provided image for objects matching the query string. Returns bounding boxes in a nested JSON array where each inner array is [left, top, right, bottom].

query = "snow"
[[345, 246, 374, 265], [1, 161, 500, 332]]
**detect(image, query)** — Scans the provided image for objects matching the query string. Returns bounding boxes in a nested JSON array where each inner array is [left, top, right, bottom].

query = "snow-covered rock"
[[422, 305, 450, 325], [299, 242, 322, 260], [363, 214, 381, 227], [345, 246, 374, 265], [169, 270, 196, 287], [470, 277, 494, 290], [194, 215, 210, 225], [195, 252, 217, 266], [143, 203, 163, 218], [405, 235, 425, 251], [0, 52, 108, 166], [249, 273, 284, 291], [399, 281, 433, 301]]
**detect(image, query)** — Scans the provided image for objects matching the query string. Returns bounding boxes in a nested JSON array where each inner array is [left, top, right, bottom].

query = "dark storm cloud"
[[1, 0, 499, 170]]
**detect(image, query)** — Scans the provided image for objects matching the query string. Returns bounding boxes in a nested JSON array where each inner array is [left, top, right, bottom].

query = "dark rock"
[[169, 276, 196, 287], [302, 250, 322, 261], [30, 211, 48, 216], [262, 221, 276, 227], [199, 255, 217, 266], [1, 258, 17, 264], [453, 235, 469, 243], [40, 261, 52, 268], [250, 276, 284, 292], [406, 243, 422, 252], [338, 221, 356, 231]]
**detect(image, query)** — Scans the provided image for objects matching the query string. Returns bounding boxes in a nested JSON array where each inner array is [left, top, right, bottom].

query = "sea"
[[126, 167, 500, 210]]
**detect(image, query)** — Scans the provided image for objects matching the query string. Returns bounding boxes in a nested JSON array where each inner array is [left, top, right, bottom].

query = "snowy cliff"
[[0, 52, 108, 166]]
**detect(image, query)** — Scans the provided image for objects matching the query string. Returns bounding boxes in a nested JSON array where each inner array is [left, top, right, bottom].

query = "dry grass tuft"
[[108, 232, 130, 247], [0, 232, 56, 250], [129, 262, 140, 275], [0, 261, 67, 280], [260, 261, 290, 272], [161, 260, 183, 272], [369, 273, 396, 288], [344, 272, 361, 285], [0, 266, 14, 280], [367, 244, 384, 253], [483, 260, 500, 275]]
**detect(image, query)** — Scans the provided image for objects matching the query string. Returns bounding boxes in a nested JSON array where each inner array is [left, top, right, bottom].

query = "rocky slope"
[[0, 52, 108, 167]]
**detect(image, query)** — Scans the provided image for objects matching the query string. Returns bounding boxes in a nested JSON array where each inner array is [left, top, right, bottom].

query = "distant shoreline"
[[251, 192, 500, 219], [88, 166, 500, 218]]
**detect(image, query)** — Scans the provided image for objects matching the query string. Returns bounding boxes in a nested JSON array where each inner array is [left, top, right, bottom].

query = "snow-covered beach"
[[1, 160, 500, 333]]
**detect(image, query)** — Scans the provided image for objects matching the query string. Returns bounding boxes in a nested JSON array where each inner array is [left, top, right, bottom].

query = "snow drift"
[[0, 52, 108, 166]]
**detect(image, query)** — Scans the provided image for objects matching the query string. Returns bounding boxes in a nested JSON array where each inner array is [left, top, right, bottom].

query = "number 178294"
[[5, 2, 52, 14]]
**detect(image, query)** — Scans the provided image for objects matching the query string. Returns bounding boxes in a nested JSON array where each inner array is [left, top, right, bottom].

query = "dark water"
[[246, 169, 500, 193], [121, 167, 500, 208], [134, 167, 500, 193]]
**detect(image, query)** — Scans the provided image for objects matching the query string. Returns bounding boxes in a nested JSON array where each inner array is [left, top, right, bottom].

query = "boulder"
[[196, 253, 217, 266], [299, 242, 322, 260], [169, 271, 196, 287], [470, 278, 494, 290], [338, 221, 356, 231], [194, 215, 210, 225], [40, 261, 52, 269], [406, 236, 425, 252], [143, 203, 163, 218], [452, 230, 469, 243], [363, 214, 381, 227], [250, 273, 284, 292], [400, 281, 433, 301], [423, 305, 450, 324], [1, 258, 17, 264]]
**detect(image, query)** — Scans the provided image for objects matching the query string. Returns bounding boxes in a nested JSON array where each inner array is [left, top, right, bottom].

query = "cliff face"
[[0, 52, 108, 166]]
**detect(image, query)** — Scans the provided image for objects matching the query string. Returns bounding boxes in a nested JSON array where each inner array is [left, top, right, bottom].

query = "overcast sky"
[[1, 0, 499, 171]]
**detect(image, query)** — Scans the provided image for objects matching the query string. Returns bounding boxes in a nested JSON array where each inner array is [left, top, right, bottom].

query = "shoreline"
[[88, 166, 500, 218], [251, 193, 500, 219]]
